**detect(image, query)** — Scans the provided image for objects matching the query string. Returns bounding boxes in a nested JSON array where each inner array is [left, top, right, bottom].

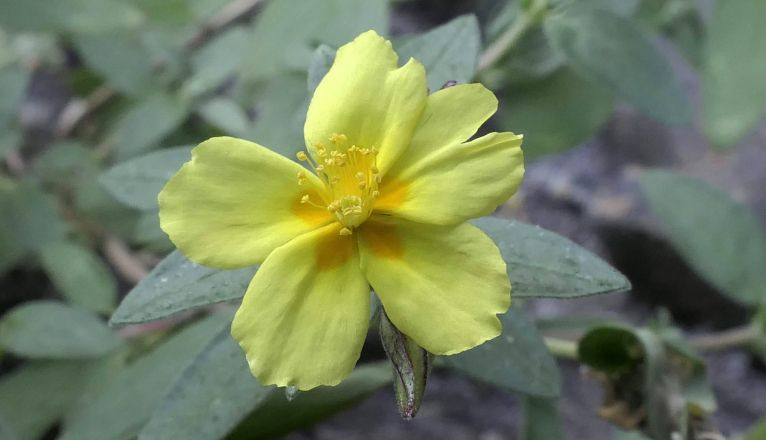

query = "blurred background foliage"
[[1, 0, 765, 439]]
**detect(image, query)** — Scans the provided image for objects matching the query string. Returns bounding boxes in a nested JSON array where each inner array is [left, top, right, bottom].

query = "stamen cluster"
[[297, 133, 381, 234]]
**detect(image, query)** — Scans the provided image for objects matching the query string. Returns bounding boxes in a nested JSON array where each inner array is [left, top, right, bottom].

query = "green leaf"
[[240, 0, 388, 83], [578, 326, 643, 373], [702, 0, 766, 149], [473, 216, 631, 298], [100, 146, 192, 211], [0, 361, 94, 440], [521, 397, 564, 440], [579, 325, 713, 439], [229, 362, 391, 440], [74, 173, 141, 238], [497, 28, 565, 86], [132, 211, 172, 251], [307, 44, 335, 93], [110, 251, 256, 326], [744, 417, 766, 440], [0, 301, 121, 359], [184, 26, 250, 97], [248, 74, 309, 158], [40, 241, 117, 313], [0, 0, 142, 34], [397, 14, 481, 92], [0, 182, 67, 272], [544, 8, 690, 124], [0, 66, 28, 127], [640, 170, 766, 305], [0, 128, 21, 158], [60, 313, 229, 440], [109, 93, 189, 160], [139, 328, 272, 440], [34, 141, 98, 186], [197, 98, 250, 137], [442, 307, 561, 398], [500, 67, 613, 160], [73, 33, 157, 96], [613, 428, 652, 440]]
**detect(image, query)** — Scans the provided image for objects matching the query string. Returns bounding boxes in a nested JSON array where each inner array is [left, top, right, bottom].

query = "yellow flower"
[[158, 31, 524, 390]]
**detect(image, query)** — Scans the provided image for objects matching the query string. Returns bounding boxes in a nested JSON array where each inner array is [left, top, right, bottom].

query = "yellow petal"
[[358, 217, 511, 355], [395, 83, 498, 168], [231, 223, 370, 390], [374, 132, 524, 225], [159, 136, 332, 269], [304, 30, 427, 174]]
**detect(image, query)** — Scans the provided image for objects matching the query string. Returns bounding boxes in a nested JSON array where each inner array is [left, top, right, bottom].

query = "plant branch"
[[690, 324, 760, 353], [477, 13, 531, 72], [544, 336, 578, 360], [477, 0, 548, 72]]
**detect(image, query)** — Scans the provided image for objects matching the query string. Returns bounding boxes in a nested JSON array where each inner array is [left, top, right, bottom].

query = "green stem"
[[476, 0, 548, 72], [543, 336, 578, 360], [690, 323, 760, 353]]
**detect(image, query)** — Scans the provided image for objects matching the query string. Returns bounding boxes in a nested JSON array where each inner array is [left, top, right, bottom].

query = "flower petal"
[[159, 136, 332, 269], [358, 217, 511, 355], [374, 132, 524, 225], [231, 223, 370, 390], [394, 83, 498, 168], [304, 30, 427, 174]]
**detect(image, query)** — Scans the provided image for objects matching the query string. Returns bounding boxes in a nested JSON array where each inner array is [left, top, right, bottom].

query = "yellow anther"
[[300, 194, 310, 204], [296, 151, 308, 161], [297, 171, 306, 185], [339, 227, 353, 236], [329, 133, 347, 145], [371, 166, 379, 174], [372, 190, 380, 197], [355, 172, 366, 181]]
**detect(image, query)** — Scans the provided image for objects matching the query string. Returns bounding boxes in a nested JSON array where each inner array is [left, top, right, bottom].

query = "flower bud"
[[379, 311, 431, 419]]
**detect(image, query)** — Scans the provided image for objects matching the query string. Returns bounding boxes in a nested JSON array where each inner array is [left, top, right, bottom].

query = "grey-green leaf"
[[229, 362, 391, 440], [0, 361, 94, 440], [0, 66, 28, 127], [110, 251, 256, 326], [501, 67, 613, 160], [239, 0, 387, 83], [139, 328, 272, 440], [100, 146, 192, 211], [60, 313, 229, 440], [0, 182, 67, 271], [0, 301, 121, 359], [640, 170, 766, 305], [307, 44, 335, 93], [521, 397, 564, 440], [197, 98, 250, 137], [73, 33, 156, 96], [109, 93, 189, 161], [40, 241, 117, 313], [442, 307, 561, 398], [544, 8, 690, 124], [397, 14, 481, 92], [473, 216, 631, 298], [702, 0, 766, 149]]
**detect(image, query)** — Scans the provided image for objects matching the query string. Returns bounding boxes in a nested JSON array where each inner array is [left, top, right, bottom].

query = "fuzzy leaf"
[[110, 251, 255, 326], [640, 170, 766, 305], [0, 301, 121, 359], [473, 217, 631, 298], [442, 307, 561, 397]]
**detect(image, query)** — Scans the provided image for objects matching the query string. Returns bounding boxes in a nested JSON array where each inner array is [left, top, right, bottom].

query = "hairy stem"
[[543, 336, 578, 360], [690, 324, 760, 353], [477, 0, 548, 72]]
